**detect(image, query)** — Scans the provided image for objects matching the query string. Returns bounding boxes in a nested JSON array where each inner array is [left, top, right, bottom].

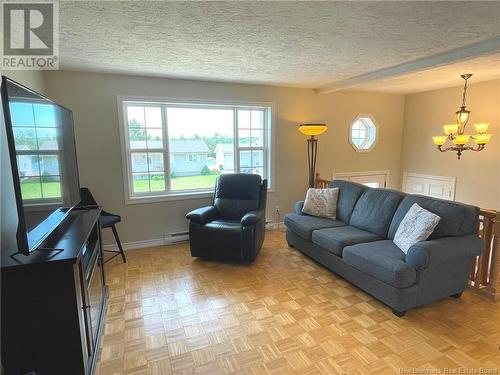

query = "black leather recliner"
[[186, 173, 268, 262]]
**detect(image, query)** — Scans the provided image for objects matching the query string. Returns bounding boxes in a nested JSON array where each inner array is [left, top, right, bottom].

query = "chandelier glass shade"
[[432, 73, 492, 159]]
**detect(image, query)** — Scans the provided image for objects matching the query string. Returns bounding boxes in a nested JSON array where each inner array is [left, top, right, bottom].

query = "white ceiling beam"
[[315, 36, 500, 94]]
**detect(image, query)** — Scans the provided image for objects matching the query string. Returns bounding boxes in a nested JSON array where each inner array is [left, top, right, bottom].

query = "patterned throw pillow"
[[393, 203, 441, 253], [302, 188, 339, 219]]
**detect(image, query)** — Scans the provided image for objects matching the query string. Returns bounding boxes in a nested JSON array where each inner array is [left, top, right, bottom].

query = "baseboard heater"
[[163, 231, 189, 244]]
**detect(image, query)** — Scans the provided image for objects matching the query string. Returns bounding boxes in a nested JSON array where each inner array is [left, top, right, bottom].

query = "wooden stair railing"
[[314, 173, 330, 189], [314, 174, 499, 301], [469, 208, 499, 300]]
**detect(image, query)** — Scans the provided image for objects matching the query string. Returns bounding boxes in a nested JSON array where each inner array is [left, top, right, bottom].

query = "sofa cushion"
[[343, 240, 416, 289], [311, 226, 381, 256], [197, 220, 242, 248], [349, 189, 404, 238], [388, 195, 479, 240], [284, 213, 345, 241], [329, 180, 367, 223]]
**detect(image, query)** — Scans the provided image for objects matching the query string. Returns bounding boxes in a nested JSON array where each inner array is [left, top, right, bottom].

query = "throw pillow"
[[393, 203, 441, 253], [302, 187, 339, 219]]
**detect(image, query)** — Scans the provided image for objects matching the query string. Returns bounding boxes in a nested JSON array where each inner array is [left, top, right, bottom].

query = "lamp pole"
[[299, 123, 327, 188], [298, 123, 327, 188], [307, 135, 318, 188]]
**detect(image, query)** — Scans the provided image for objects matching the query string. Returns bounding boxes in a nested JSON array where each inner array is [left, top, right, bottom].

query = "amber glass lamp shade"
[[432, 136, 447, 146], [453, 135, 470, 145], [299, 124, 328, 137], [443, 124, 459, 135], [473, 134, 492, 145], [474, 123, 489, 134]]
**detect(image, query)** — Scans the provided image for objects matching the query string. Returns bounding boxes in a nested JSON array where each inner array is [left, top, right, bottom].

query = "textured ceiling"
[[350, 53, 500, 94], [59, 1, 500, 90]]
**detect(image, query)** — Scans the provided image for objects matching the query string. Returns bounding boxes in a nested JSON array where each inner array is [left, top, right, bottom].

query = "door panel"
[[88, 256, 104, 348], [403, 172, 455, 200]]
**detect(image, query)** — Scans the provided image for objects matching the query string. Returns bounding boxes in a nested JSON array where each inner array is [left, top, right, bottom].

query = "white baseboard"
[[103, 223, 284, 251], [103, 238, 163, 251], [103, 234, 189, 251]]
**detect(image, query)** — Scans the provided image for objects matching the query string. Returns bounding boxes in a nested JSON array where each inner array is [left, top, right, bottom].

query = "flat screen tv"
[[1, 76, 81, 255]]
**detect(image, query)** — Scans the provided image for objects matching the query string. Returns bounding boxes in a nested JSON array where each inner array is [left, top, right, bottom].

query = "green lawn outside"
[[133, 174, 218, 192], [20, 174, 219, 200], [20, 180, 61, 200]]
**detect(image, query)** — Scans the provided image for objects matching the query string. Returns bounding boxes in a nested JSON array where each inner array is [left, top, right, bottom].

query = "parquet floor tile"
[[96, 230, 500, 374]]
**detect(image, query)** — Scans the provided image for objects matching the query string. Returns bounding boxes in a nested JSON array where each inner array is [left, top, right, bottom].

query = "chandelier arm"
[[462, 145, 485, 152], [437, 145, 456, 153]]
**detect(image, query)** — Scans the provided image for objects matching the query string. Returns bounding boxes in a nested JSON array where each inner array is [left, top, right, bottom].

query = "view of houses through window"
[[9, 102, 62, 201], [122, 101, 272, 197]]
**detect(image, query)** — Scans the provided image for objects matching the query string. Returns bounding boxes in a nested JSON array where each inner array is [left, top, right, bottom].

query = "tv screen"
[[1, 76, 81, 254]]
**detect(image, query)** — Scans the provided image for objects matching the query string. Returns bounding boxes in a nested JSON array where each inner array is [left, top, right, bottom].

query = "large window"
[[119, 99, 273, 201], [9, 101, 62, 202]]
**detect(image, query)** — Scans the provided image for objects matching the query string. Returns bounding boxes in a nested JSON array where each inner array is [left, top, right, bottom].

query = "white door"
[[402, 172, 456, 200], [334, 170, 389, 188]]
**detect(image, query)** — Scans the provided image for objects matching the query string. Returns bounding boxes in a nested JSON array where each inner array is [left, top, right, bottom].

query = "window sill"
[[126, 191, 213, 204], [125, 188, 274, 205]]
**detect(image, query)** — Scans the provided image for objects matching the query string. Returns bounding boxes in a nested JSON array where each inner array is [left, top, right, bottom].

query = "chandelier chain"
[[460, 73, 472, 108]]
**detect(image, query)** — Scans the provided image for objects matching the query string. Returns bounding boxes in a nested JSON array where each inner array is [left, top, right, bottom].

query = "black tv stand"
[[1, 208, 107, 375]]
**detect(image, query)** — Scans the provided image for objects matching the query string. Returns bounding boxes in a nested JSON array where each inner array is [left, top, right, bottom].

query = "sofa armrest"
[[241, 209, 265, 226], [406, 234, 484, 270], [186, 206, 218, 224], [294, 201, 305, 215]]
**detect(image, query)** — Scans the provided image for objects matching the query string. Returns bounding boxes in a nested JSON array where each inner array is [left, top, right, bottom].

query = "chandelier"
[[432, 73, 492, 159]]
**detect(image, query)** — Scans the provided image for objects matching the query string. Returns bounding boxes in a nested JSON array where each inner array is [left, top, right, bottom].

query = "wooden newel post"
[[487, 212, 500, 301], [470, 209, 500, 300]]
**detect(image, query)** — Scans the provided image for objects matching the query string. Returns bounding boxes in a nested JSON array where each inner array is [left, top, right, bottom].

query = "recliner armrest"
[[295, 201, 305, 215], [186, 206, 218, 224], [406, 234, 484, 270], [241, 209, 265, 226]]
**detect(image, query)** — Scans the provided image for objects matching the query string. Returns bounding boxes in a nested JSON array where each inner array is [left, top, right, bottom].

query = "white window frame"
[[117, 96, 275, 204], [349, 114, 378, 153]]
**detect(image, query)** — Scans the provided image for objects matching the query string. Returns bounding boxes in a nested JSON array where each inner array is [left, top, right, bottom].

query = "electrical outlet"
[[275, 205, 279, 212]]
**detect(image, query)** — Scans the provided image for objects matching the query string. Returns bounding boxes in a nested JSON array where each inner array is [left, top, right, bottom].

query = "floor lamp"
[[299, 123, 328, 188]]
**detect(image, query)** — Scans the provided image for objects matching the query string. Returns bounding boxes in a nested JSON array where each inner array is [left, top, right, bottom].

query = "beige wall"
[[2, 70, 46, 94], [41, 70, 405, 245], [401, 79, 500, 210], [5, 69, 497, 245]]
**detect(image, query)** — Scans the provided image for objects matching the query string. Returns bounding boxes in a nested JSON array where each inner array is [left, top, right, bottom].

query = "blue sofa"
[[284, 180, 484, 316]]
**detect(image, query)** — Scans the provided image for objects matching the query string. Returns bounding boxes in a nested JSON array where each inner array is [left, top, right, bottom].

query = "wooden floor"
[[96, 230, 500, 375]]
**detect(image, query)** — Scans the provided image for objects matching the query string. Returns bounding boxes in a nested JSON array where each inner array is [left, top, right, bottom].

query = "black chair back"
[[80, 187, 98, 207], [213, 173, 265, 220], [259, 179, 268, 211]]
